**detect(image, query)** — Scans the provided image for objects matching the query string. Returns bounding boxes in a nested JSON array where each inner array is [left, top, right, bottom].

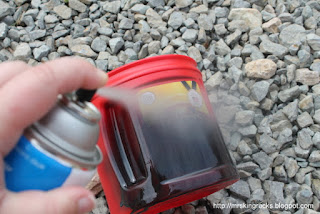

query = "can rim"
[[30, 124, 102, 168]]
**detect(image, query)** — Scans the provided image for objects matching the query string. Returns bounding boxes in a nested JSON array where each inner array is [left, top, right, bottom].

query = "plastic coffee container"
[[92, 55, 239, 214]]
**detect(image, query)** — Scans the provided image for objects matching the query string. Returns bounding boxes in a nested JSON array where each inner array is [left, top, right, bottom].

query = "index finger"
[[0, 57, 108, 155]]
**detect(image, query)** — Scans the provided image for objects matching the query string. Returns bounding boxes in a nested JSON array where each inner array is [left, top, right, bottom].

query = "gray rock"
[[309, 151, 320, 163], [197, 14, 214, 31], [253, 151, 273, 169], [52, 30, 69, 40], [261, 10, 275, 22], [91, 197, 108, 214], [238, 125, 257, 137], [44, 14, 59, 24], [225, 29, 242, 46], [235, 110, 255, 126], [312, 179, 320, 199], [259, 39, 288, 58], [0, 1, 14, 19], [278, 13, 293, 23], [229, 180, 251, 200], [70, 44, 97, 58], [248, 177, 262, 191], [278, 86, 300, 103], [284, 55, 300, 66], [175, 0, 193, 8], [8, 29, 20, 41], [294, 146, 311, 159], [233, 0, 251, 8], [279, 24, 306, 47], [313, 109, 320, 124], [296, 185, 313, 205], [109, 38, 124, 54], [299, 95, 314, 112], [237, 162, 259, 173], [53, 5, 72, 19], [168, 12, 183, 30], [273, 165, 287, 182], [214, 24, 227, 35], [228, 20, 250, 32], [278, 128, 293, 145], [215, 39, 231, 56], [119, 18, 134, 30], [184, 18, 195, 29], [182, 29, 198, 43], [69, 0, 86, 12], [262, 17, 282, 34], [57, 46, 72, 56], [29, 29, 46, 41], [131, 4, 150, 14], [258, 167, 272, 181], [161, 45, 174, 55], [91, 37, 106, 53], [0, 23, 8, 39], [265, 180, 285, 205], [283, 99, 298, 122], [228, 8, 262, 29], [95, 60, 108, 71], [249, 189, 265, 203], [190, 5, 208, 14], [297, 112, 314, 128], [187, 46, 202, 63], [237, 140, 252, 155], [251, 80, 270, 102], [148, 41, 160, 54], [306, 34, 320, 51], [98, 28, 113, 36], [311, 61, 320, 72], [103, 0, 120, 13], [305, 17, 317, 29], [298, 50, 313, 68], [215, 7, 229, 18], [273, 155, 285, 167], [146, 8, 166, 28], [284, 158, 299, 178], [249, 27, 263, 45], [33, 45, 50, 61], [205, 71, 223, 89], [31, 0, 41, 8], [289, 43, 300, 55], [13, 43, 32, 60], [245, 59, 277, 79], [259, 133, 278, 154], [297, 129, 313, 150], [313, 132, 320, 149], [146, 0, 164, 7]]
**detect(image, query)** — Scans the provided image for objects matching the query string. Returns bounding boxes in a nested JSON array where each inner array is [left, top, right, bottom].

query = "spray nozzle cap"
[[76, 89, 96, 102]]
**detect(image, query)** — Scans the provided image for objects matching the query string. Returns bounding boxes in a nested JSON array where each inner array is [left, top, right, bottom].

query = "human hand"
[[0, 57, 108, 214]]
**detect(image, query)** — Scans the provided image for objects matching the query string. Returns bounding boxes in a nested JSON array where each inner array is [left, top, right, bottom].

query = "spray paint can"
[[4, 90, 103, 191]]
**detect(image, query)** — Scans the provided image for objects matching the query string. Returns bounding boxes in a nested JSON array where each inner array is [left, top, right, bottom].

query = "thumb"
[[0, 187, 95, 214]]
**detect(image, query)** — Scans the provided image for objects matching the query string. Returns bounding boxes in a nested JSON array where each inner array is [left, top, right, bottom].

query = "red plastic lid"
[[105, 54, 200, 87]]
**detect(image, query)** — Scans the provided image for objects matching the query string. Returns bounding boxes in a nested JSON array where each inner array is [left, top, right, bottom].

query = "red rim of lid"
[[106, 54, 199, 86]]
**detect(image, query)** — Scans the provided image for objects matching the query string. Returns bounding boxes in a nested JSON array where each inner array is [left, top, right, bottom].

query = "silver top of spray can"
[[30, 90, 102, 168]]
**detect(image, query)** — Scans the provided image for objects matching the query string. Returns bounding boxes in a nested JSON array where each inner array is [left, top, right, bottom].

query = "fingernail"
[[97, 69, 108, 86], [78, 194, 96, 214]]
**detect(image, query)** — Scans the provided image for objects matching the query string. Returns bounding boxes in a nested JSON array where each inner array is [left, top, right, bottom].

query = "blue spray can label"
[[4, 92, 102, 192]]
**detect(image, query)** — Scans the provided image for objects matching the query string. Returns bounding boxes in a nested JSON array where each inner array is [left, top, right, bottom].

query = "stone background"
[[0, 0, 320, 213]]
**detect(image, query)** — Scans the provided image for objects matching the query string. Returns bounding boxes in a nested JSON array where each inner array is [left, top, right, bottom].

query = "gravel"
[[2, 0, 320, 213]]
